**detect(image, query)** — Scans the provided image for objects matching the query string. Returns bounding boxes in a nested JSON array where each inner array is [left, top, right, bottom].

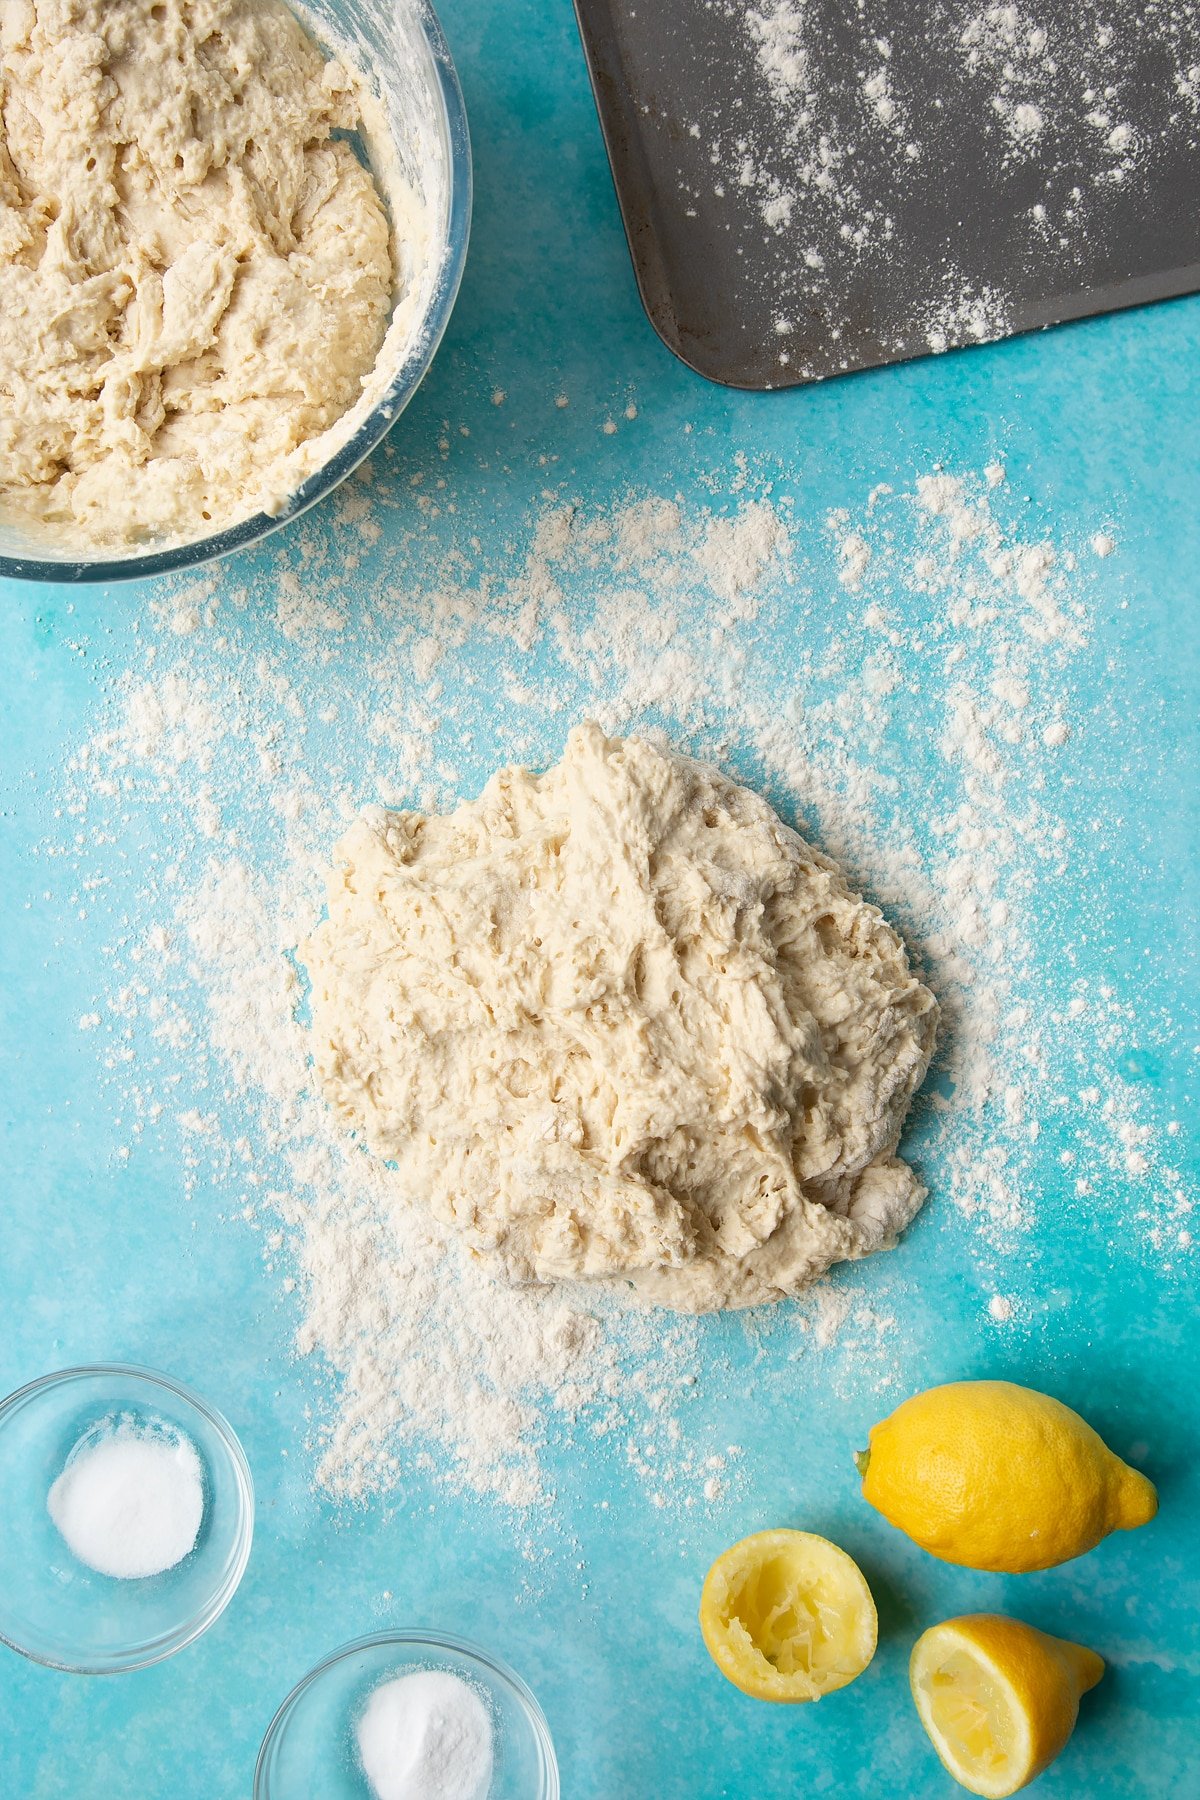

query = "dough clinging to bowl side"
[[0, 0, 394, 548]]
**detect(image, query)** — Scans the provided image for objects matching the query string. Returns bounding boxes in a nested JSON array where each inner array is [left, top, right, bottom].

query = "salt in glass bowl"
[[255, 1629, 560, 1800], [0, 0, 471, 585], [0, 1363, 254, 1673]]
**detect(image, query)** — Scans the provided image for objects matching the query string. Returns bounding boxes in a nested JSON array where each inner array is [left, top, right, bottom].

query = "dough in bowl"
[[0, 0, 395, 547], [304, 724, 939, 1312]]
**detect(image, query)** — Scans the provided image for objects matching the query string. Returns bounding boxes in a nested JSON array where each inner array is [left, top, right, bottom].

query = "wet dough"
[[0, 0, 393, 546], [304, 723, 939, 1312]]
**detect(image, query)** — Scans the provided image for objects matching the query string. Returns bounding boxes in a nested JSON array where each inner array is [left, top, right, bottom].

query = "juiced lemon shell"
[[699, 1527, 878, 1702], [858, 1379, 1156, 1571], [910, 1613, 1104, 1797]]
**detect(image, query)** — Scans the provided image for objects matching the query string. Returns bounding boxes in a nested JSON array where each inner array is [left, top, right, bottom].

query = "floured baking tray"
[[573, 0, 1200, 388]]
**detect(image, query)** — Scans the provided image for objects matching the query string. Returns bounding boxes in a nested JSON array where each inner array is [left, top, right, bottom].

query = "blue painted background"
[[1, 1, 1197, 1795]]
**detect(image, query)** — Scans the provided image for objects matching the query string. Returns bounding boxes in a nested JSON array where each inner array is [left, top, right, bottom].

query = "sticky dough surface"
[[304, 724, 939, 1312], [0, 0, 393, 546]]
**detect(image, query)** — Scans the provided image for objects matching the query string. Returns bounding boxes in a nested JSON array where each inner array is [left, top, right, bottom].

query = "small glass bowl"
[[255, 1630, 560, 1800], [0, 1364, 254, 1673], [0, 0, 471, 585]]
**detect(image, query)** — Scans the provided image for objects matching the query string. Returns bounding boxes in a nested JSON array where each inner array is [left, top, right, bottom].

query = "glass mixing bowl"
[[0, 0, 471, 586], [0, 1364, 254, 1673], [255, 1630, 560, 1800]]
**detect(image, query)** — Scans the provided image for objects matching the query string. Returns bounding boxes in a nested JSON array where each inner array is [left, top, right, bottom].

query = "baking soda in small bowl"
[[357, 1670, 494, 1800], [0, 1364, 252, 1671], [48, 1411, 205, 1579], [254, 1630, 555, 1799]]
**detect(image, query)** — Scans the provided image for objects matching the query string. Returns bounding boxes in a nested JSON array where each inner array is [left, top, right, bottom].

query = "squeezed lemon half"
[[910, 1614, 1105, 1797], [699, 1528, 877, 1702]]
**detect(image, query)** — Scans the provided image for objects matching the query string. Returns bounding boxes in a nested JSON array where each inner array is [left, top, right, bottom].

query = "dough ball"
[[304, 723, 939, 1312]]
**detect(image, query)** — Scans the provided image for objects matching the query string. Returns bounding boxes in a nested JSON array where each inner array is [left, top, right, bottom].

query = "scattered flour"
[[924, 284, 1014, 356], [47, 449, 1193, 1520], [960, 4, 1054, 157], [687, 0, 1200, 373]]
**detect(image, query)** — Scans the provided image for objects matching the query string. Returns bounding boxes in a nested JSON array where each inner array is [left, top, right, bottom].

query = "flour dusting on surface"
[[45, 442, 1194, 1518]]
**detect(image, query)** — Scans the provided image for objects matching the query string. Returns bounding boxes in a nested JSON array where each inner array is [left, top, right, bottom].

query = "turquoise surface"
[[1, 2, 1198, 1795]]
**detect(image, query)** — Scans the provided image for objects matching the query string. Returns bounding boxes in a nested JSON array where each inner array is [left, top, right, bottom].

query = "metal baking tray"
[[574, 0, 1200, 388]]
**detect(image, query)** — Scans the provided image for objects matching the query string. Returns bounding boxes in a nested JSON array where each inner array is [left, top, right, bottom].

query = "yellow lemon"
[[699, 1528, 877, 1702], [910, 1614, 1104, 1797], [856, 1380, 1156, 1571]]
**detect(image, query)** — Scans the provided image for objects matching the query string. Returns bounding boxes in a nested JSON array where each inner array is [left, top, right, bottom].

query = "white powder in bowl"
[[357, 1671, 494, 1800], [47, 1416, 204, 1580]]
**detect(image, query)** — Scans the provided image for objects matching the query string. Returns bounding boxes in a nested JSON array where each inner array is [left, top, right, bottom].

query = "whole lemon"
[[857, 1379, 1157, 1572]]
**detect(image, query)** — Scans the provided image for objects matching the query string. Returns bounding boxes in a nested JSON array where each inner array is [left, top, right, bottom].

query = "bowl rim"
[[254, 1627, 561, 1800], [0, 1361, 255, 1674], [0, 0, 473, 587]]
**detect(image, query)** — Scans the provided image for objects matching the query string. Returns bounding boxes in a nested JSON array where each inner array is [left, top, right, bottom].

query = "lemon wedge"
[[699, 1528, 877, 1702], [910, 1614, 1105, 1796]]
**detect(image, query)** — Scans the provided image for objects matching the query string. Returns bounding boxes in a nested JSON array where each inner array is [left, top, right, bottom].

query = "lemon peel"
[[699, 1528, 877, 1702], [910, 1613, 1104, 1797]]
